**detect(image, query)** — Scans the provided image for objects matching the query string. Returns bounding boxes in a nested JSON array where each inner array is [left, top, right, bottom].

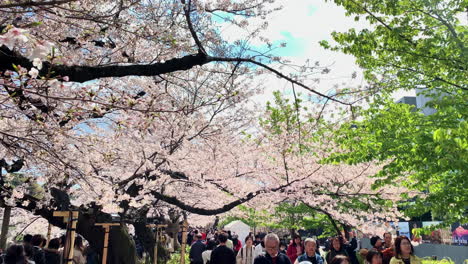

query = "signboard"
[[451, 223, 468, 246]]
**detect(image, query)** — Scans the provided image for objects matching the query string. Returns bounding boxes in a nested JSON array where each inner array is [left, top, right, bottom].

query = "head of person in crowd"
[[31, 234, 45, 248], [232, 235, 239, 245], [23, 244, 33, 259], [304, 238, 317, 257], [279, 241, 287, 252], [195, 234, 203, 242], [370, 236, 383, 249], [292, 234, 302, 246], [47, 238, 61, 250], [394, 236, 414, 259], [23, 234, 33, 245], [206, 239, 217, 250], [366, 249, 383, 264], [59, 234, 66, 248], [245, 235, 254, 247], [359, 248, 368, 259], [330, 255, 350, 264], [383, 233, 392, 247], [218, 233, 228, 245], [75, 235, 84, 251], [264, 233, 280, 258], [331, 237, 343, 252], [5, 244, 27, 264], [254, 234, 261, 245]]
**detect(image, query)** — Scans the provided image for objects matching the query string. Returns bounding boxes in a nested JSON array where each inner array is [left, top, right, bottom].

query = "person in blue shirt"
[[295, 238, 323, 264]]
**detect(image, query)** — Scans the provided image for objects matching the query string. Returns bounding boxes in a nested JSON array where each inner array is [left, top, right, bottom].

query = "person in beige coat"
[[389, 236, 421, 264], [237, 236, 255, 264]]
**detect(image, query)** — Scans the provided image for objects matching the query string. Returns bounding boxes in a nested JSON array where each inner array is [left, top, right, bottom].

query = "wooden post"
[[53, 211, 79, 264], [180, 220, 188, 264], [45, 223, 52, 247], [146, 224, 167, 264], [95, 223, 120, 264], [0, 207, 11, 250]]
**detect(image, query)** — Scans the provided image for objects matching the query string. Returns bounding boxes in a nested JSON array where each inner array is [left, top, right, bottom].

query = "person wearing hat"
[[370, 236, 383, 252]]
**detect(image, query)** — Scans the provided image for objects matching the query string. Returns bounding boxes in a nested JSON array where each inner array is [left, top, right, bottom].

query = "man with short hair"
[[190, 234, 206, 264], [254, 233, 291, 264], [210, 233, 236, 264], [295, 238, 323, 264], [381, 233, 394, 264]]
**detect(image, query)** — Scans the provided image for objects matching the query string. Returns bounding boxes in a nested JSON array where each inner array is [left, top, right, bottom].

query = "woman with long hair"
[[287, 235, 304, 263], [73, 236, 86, 264], [236, 236, 255, 264], [326, 237, 348, 264], [389, 236, 421, 264]]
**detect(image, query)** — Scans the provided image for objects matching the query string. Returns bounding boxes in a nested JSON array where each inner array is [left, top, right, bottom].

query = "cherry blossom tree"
[[0, 0, 402, 263]]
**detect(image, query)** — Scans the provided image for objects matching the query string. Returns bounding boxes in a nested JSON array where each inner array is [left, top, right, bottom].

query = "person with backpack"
[[236, 235, 255, 264]]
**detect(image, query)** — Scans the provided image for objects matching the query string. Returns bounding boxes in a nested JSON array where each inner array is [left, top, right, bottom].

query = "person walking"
[[295, 238, 323, 264], [253, 233, 291, 264], [44, 238, 61, 264], [253, 233, 266, 259], [31, 234, 46, 264], [3, 244, 25, 264], [389, 236, 421, 264], [210, 233, 236, 264], [202, 239, 217, 264], [287, 235, 304, 264], [366, 250, 383, 264], [326, 237, 348, 264], [190, 234, 206, 264], [236, 235, 255, 264], [73, 236, 86, 264], [382, 233, 394, 264]]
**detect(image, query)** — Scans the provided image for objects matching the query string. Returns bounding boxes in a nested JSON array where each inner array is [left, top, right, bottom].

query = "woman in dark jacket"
[[326, 237, 348, 264]]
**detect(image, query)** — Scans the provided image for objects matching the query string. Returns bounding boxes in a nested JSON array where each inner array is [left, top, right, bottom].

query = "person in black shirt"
[[44, 238, 61, 264], [210, 233, 236, 264], [190, 234, 206, 264], [31, 234, 46, 264], [254, 233, 291, 264]]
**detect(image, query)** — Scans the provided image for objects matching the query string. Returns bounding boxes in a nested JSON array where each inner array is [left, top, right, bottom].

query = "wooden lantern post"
[[53, 211, 79, 264], [146, 224, 168, 264], [95, 223, 120, 264], [180, 220, 188, 264], [45, 223, 52, 247]]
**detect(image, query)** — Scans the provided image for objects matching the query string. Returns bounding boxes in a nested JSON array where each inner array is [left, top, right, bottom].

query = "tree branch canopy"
[[0, 46, 208, 82]]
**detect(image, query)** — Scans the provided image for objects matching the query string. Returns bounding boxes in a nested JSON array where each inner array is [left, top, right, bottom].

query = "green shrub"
[[421, 257, 454, 264]]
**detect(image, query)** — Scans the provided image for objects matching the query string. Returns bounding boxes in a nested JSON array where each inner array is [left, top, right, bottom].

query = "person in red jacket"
[[287, 235, 304, 263]]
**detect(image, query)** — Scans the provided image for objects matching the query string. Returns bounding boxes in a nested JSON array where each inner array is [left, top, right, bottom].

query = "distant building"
[[396, 88, 439, 115]]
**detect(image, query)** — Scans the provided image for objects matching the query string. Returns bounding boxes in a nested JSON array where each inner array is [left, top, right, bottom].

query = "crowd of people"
[[188, 229, 423, 264], [0, 234, 91, 264], [0, 229, 423, 264]]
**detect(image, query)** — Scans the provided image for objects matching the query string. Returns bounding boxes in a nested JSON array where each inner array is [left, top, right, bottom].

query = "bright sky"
[[215, 0, 414, 106]]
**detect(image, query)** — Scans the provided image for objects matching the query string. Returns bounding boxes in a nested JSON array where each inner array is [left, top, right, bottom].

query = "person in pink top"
[[286, 235, 303, 263]]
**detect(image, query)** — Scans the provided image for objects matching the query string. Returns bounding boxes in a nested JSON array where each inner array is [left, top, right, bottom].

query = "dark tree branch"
[[0, 46, 352, 104], [0, 0, 76, 9], [181, 0, 207, 55]]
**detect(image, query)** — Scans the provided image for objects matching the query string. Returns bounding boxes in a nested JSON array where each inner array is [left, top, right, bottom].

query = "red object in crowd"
[[287, 241, 304, 263], [202, 232, 207, 240], [234, 239, 242, 252]]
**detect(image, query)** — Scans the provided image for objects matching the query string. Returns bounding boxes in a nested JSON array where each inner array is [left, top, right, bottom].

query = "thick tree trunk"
[[0, 206, 11, 250]]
